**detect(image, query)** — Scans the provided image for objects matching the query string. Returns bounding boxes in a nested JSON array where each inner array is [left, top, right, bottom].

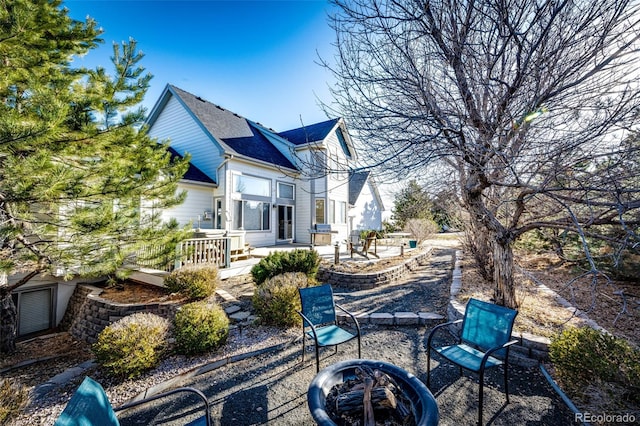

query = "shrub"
[[252, 272, 315, 327], [174, 301, 229, 355], [93, 313, 169, 378], [549, 327, 640, 405], [0, 379, 28, 425], [251, 249, 320, 286], [403, 218, 438, 244], [359, 229, 383, 240], [164, 264, 219, 300]]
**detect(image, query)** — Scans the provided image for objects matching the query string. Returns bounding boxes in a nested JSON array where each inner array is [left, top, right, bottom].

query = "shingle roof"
[[278, 118, 339, 145], [167, 147, 216, 185], [349, 170, 370, 205], [169, 85, 297, 170]]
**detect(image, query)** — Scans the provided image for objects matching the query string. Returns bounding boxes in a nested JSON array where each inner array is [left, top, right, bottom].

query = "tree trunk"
[[492, 239, 518, 309], [0, 293, 17, 354], [464, 219, 494, 282]]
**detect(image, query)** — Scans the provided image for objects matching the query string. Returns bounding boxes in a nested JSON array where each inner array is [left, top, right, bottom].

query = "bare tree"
[[322, 0, 640, 308]]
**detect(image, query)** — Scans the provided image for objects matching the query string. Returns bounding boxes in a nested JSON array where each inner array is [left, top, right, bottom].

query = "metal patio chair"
[[55, 376, 211, 426], [426, 298, 518, 425], [298, 283, 362, 372]]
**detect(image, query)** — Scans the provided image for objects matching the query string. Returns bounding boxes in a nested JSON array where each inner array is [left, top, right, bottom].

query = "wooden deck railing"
[[179, 237, 230, 269], [135, 237, 231, 272]]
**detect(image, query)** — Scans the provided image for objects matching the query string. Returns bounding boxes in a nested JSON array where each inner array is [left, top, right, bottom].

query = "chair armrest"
[[427, 319, 462, 349], [297, 310, 320, 340], [114, 387, 211, 426], [335, 303, 361, 335], [485, 339, 518, 355], [479, 339, 519, 367]]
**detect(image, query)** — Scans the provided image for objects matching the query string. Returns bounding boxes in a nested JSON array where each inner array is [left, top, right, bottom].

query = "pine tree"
[[0, 0, 189, 353], [391, 180, 433, 229]]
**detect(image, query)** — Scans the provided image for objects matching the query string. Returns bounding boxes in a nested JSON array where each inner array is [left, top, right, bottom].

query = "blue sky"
[[66, 0, 338, 131]]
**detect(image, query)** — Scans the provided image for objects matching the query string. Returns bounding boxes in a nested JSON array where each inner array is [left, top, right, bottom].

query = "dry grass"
[[458, 255, 587, 338], [459, 251, 639, 345], [0, 378, 29, 425]]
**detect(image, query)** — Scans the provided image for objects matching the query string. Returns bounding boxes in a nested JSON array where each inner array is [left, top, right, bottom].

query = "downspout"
[[216, 154, 234, 230], [217, 155, 233, 268]]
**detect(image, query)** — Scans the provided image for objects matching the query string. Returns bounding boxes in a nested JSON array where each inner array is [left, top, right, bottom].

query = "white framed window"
[[277, 182, 294, 199], [214, 198, 223, 229], [338, 201, 347, 224], [233, 174, 271, 197], [315, 199, 325, 224], [329, 200, 335, 224], [232, 200, 270, 230]]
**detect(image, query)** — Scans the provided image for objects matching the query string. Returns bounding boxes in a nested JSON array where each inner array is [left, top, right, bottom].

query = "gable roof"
[[278, 118, 339, 145], [167, 147, 216, 185], [157, 85, 298, 170], [349, 170, 385, 210], [349, 170, 370, 205]]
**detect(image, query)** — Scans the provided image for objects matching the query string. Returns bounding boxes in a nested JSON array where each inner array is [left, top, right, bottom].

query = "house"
[[146, 84, 385, 248], [7, 84, 385, 340]]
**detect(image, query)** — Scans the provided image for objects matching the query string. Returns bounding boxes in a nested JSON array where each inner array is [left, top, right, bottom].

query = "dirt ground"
[[98, 281, 187, 304], [459, 252, 639, 346]]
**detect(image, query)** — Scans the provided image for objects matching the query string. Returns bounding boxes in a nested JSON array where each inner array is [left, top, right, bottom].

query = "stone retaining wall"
[[64, 284, 181, 344], [317, 248, 432, 289]]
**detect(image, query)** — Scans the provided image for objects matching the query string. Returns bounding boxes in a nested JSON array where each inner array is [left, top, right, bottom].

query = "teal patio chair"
[[298, 283, 362, 372], [426, 298, 518, 426], [55, 376, 211, 426]]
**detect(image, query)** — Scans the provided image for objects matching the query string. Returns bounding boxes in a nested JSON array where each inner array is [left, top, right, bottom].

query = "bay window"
[[233, 200, 270, 230]]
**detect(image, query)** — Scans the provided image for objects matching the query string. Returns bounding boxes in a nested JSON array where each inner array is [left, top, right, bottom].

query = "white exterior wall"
[[351, 179, 383, 231], [148, 95, 224, 180], [326, 173, 350, 244], [323, 131, 352, 245], [296, 166, 313, 245], [159, 182, 215, 229], [294, 148, 329, 245]]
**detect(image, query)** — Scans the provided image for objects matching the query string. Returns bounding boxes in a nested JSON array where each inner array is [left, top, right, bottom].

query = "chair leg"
[[357, 336, 361, 359], [426, 349, 432, 388], [301, 333, 306, 364], [504, 362, 510, 404], [478, 368, 485, 426], [315, 342, 320, 373]]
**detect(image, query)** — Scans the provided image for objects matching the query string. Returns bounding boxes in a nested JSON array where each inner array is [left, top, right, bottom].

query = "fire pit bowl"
[[307, 359, 438, 426]]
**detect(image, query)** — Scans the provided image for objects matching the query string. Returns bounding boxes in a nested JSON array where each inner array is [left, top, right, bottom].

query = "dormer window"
[[336, 127, 352, 159]]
